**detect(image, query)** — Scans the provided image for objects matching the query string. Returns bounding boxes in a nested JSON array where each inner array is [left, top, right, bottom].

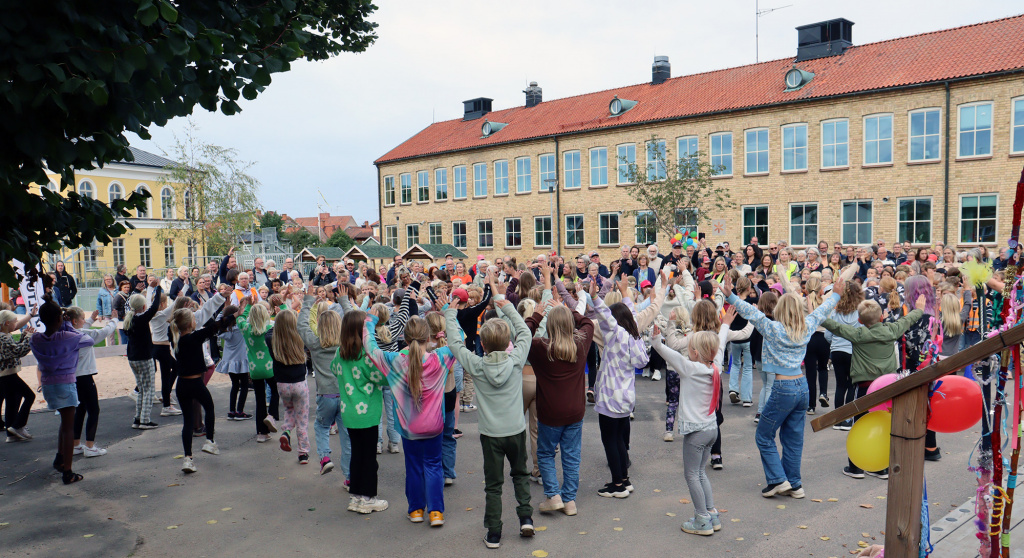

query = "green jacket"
[[822, 308, 924, 384], [237, 305, 274, 380], [332, 349, 387, 429]]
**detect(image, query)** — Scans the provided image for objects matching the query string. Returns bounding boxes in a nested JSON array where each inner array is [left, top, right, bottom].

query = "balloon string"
[[890, 433, 926, 441]]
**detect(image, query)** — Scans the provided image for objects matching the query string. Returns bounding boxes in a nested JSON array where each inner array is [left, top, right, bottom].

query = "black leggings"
[[348, 426, 380, 497], [0, 374, 33, 429], [176, 377, 215, 456], [153, 345, 176, 408], [229, 373, 249, 414], [73, 375, 100, 442], [831, 352, 855, 408], [804, 332, 830, 409], [587, 343, 600, 390], [711, 384, 724, 455], [253, 378, 279, 435], [598, 414, 630, 484]]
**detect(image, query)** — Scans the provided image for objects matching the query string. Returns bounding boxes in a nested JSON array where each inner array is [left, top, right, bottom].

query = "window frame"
[[515, 156, 532, 194], [539, 153, 556, 191], [383, 175, 396, 206], [78, 179, 95, 200], [452, 221, 467, 249], [957, 101, 994, 160], [416, 170, 429, 203], [710, 132, 733, 177], [564, 214, 585, 247], [453, 166, 468, 200], [789, 202, 818, 247], [136, 185, 151, 218], [645, 140, 667, 181], [841, 200, 874, 245], [534, 216, 552, 248], [477, 219, 494, 249], [160, 187, 175, 218], [434, 168, 448, 202], [616, 143, 636, 185], [139, 238, 151, 268], [112, 238, 125, 268], [399, 173, 413, 205], [781, 123, 808, 172], [958, 193, 998, 245], [428, 222, 443, 245], [742, 204, 769, 246], [896, 196, 933, 245], [863, 113, 894, 167], [473, 163, 488, 198], [494, 159, 509, 196], [635, 211, 657, 245], [820, 118, 850, 170], [677, 136, 699, 172], [1014, 97, 1024, 155], [589, 147, 608, 187], [164, 238, 175, 267], [908, 107, 942, 163], [384, 225, 398, 249], [743, 128, 769, 176], [563, 150, 581, 190], [406, 223, 420, 249], [108, 182, 124, 202], [598, 212, 620, 247], [505, 217, 522, 249]]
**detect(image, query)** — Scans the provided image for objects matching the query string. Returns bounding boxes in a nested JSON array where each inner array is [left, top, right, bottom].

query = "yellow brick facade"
[[378, 75, 1024, 263]]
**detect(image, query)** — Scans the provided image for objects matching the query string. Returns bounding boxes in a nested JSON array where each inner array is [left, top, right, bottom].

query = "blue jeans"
[[755, 376, 808, 487], [403, 434, 444, 514], [379, 386, 400, 446], [442, 404, 457, 479], [728, 342, 753, 402], [757, 367, 775, 414], [314, 395, 351, 478], [537, 420, 582, 502]]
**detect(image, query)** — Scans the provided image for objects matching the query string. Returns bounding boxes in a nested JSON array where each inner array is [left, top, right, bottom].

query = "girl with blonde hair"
[[938, 293, 968, 360], [238, 297, 278, 441], [370, 289, 413, 454], [66, 306, 119, 457], [1, 309, 35, 442], [267, 308, 310, 463], [124, 280, 162, 429]]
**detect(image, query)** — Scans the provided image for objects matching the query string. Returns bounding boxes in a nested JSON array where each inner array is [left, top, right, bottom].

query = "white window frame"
[[908, 108, 942, 163], [453, 166, 467, 200], [406, 223, 419, 249], [781, 123, 808, 172], [434, 168, 448, 202], [742, 204, 769, 245], [384, 225, 398, 249], [399, 173, 412, 205], [428, 222, 443, 245], [645, 140, 667, 181], [563, 150, 581, 189], [863, 113, 894, 166], [598, 212, 620, 247], [635, 211, 657, 245], [78, 179, 95, 199], [160, 187, 175, 218], [417, 170, 429, 203], [136, 185, 151, 218], [451, 221, 467, 249], [539, 153, 556, 191], [515, 157, 531, 194], [897, 196, 932, 245], [789, 202, 818, 247], [589, 147, 608, 187], [957, 101, 994, 159], [505, 218, 522, 249], [112, 238, 125, 268], [710, 132, 733, 176], [164, 238, 175, 267], [677, 136, 699, 172], [139, 238, 151, 268], [1013, 97, 1024, 155], [477, 219, 494, 249], [534, 216, 552, 248], [958, 193, 999, 245], [744, 128, 769, 175], [108, 182, 124, 202], [616, 143, 636, 185], [841, 200, 874, 245], [383, 175, 395, 206], [494, 160, 509, 196], [473, 163, 488, 198], [565, 214, 584, 247], [820, 118, 849, 169]]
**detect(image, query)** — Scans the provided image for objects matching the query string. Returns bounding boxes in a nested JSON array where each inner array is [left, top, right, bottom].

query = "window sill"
[[515, 190, 532, 196], [435, 198, 448, 203], [1009, 152, 1024, 159], [907, 159, 941, 166], [598, 244, 619, 248], [589, 184, 609, 189], [861, 162, 893, 169], [534, 245, 552, 250], [417, 201, 429, 205], [400, 202, 412, 206], [711, 174, 733, 180], [956, 155, 993, 162], [563, 187, 581, 191], [453, 197, 467, 202], [473, 195, 488, 200], [781, 169, 808, 175], [494, 193, 509, 198], [819, 166, 849, 172], [477, 247, 493, 251], [505, 246, 522, 250], [743, 172, 769, 178], [617, 182, 635, 187]]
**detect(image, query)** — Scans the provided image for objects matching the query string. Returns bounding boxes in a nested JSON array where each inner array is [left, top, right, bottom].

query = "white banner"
[[12, 259, 44, 330]]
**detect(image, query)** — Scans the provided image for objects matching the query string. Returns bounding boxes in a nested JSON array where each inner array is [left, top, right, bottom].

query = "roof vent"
[[463, 97, 493, 121], [524, 82, 542, 108], [652, 56, 671, 85], [481, 119, 507, 138], [609, 95, 637, 117], [795, 18, 854, 62]]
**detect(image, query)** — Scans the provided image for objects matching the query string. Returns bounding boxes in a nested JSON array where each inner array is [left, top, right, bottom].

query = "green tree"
[[284, 228, 320, 251], [619, 137, 734, 240], [325, 229, 355, 251], [0, 0, 377, 283], [259, 211, 285, 236]]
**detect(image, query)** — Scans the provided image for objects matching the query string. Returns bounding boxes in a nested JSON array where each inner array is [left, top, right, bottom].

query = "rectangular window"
[[635, 211, 657, 245], [400, 173, 412, 204], [473, 163, 488, 197], [864, 114, 894, 165], [534, 216, 552, 247], [453, 165, 467, 199], [599, 213, 619, 246], [565, 214, 584, 246], [710, 132, 733, 176], [539, 153, 556, 191], [83, 244, 97, 270], [139, 238, 151, 268], [674, 208, 699, 234], [616, 144, 636, 185], [417, 171, 429, 203], [112, 239, 125, 268], [564, 151, 581, 189], [187, 239, 197, 265], [742, 205, 769, 245], [744, 129, 769, 174], [958, 103, 993, 158], [494, 160, 509, 195], [452, 222, 466, 249], [515, 157, 531, 193], [590, 147, 608, 187], [1014, 98, 1024, 154], [960, 194, 998, 244], [789, 203, 818, 246], [782, 124, 808, 171], [428, 222, 443, 245], [898, 197, 932, 244], [841, 201, 873, 245], [477, 220, 493, 249], [164, 239, 175, 267], [435, 168, 448, 201], [909, 108, 941, 162], [406, 224, 419, 249], [384, 176, 395, 206], [646, 140, 667, 181], [384, 225, 398, 249], [677, 136, 699, 172], [505, 218, 521, 248], [821, 119, 849, 168]]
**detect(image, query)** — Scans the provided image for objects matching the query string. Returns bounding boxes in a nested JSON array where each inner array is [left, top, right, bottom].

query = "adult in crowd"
[[218, 247, 239, 286], [252, 257, 270, 288], [169, 266, 193, 300], [310, 255, 337, 285], [53, 261, 77, 307], [115, 264, 130, 288], [588, 252, 610, 278], [279, 257, 297, 284], [129, 265, 149, 294]]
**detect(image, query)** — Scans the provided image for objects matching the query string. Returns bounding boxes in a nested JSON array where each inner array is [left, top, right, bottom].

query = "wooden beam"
[[884, 384, 929, 557], [811, 322, 1024, 432]]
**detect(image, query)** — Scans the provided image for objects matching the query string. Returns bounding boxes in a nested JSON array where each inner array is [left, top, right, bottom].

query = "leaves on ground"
[[140, 495, 148, 498], [820, 536, 830, 541], [827, 498, 839, 502], [861, 533, 870, 538], [613, 517, 620, 521], [536, 526, 547, 531], [578, 531, 587, 535], [167, 484, 180, 487], [83, 534, 94, 538], [811, 499, 823, 502], [858, 541, 869, 548], [531, 551, 548, 558], [736, 537, 744, 541], [731, 518, 741, 523], [167, 526, 178, 530], [679, 499, 690, 504], [777, 505, 786, 509], [860, 504, 874, 509], [465, 507, 473, 511], [207, 520, 217, 525], [763, 532, 771, 536], [613, 527, 623, 531], [799, 525, 808, 529], [221, 507, 232, 512], [173, 455, 184, 459], [876, 496, 886, 500], [653, 489, 661, 492]]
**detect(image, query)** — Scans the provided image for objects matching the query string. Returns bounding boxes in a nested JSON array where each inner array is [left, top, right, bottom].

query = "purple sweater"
[[31, 321, 94, 386]]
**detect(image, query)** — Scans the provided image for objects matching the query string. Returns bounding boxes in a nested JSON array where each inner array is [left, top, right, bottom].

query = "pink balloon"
[[867, 373, 899, 412]]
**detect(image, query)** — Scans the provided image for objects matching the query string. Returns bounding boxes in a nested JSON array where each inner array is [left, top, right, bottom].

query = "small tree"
[[325, 229, 355, 251], [620, 136, 735, 241], [284, 228, 320, 251], [259, 211, 285, 237]]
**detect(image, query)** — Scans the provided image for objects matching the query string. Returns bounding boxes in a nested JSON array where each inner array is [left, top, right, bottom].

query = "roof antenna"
[[756, 0, 792, 62]]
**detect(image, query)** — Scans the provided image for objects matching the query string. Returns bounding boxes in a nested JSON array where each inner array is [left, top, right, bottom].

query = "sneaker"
[[453, 429, 463, 439], [256, 434, 270, 443], [663, 431, 674, 442], [347, 496, 361, 512], [444, 478, 454, 486], [298, 453, 309, 465], [408, 509, 425, 523], [484, 530, 502, 549], [925, 448, 942, 462], [642, 368, 650, 378], [138, 421, 159, 430], [192, 428, 206, 437], [843, 466, 865, 479], [761, 480, 792, 498], [623, 478, 634, 493], [681, 513, 714, 536], [819, 394, 830, 408], [711, 456, 723, 470], [131, 419, 141, 430], [741, 401, 753, 408], [13, 426, 32, 440], [519, 516, 535, 537], [280, 432, 292, 452], [376, 442, 383, 454], [429, 511, 445, 527], [462, 404, 477, 412], [597, 483, 629, 498], [784, 485, 805, 499], [73, 444, 85, 455], [839, 419, 854, 431], [181, 456, 197, 474], [201, 441, 220, 455], [130, 387, 139, 401], [358, 496, 389, 513], [754, 413, 760, 423], [586, 390, 595, 404], [729, 391, 740, 404], [562, 500, 578, 516], [529, 474, 541, 484], [709, 509, 722, 531], [329, 424, 338, 435], [866, 468, 889, 480], [343, 479, 350, 492], [235, 412, 253, 420], [538, 494, 564, 513], [5, 435, 19, 443], [263, 415, 278, 433], [388, 442, 401, 454], [83, 445, 107, 458], [652, 369, 662, 381], [160, 405, 183, 417], [806, 408, 815, 415], [320, 457, 335, 475]]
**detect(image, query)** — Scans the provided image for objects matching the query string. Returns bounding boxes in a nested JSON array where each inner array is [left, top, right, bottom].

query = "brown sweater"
[[525, 309, 594, 426]]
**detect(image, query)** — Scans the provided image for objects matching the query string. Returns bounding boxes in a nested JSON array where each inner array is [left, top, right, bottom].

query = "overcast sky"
[[127, 0, 1022, 225]]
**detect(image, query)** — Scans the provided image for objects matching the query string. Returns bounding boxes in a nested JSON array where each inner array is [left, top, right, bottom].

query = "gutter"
[[943, 81, 951, 245]]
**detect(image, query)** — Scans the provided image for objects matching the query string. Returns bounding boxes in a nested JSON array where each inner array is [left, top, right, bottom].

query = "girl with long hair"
[[124, 279, 162, 429], [97, 274, 118, 345], [751, 292, 779, 420], [426, 311, 462, 485], [66, 307, 119, 457], [238, 299, 278, 442], [0, 309, 35, 442], [900, 275, 942, 460], [266, 308, 311, 464], [216, 305, 251, 420], [369, 289, 413, 453]]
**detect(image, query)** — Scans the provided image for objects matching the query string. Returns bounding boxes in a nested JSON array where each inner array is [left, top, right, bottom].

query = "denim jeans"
[[403, 434, 445, 514], [755, 376, 808, 487], [442, 404, 457, 479], [314, 394, 351, 478], [728, 342, 753, 402], [757, 367, 776, 414], [537, 420, 582, 502], [379, 386, 400, 446]]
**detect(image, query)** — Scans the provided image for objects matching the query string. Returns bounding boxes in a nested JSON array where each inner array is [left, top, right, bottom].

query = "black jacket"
[[169, 277, 193, 300], [54, 270, 77, 306]]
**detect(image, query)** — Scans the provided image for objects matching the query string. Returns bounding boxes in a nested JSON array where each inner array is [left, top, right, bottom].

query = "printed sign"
[[13, 260, 44, 330]]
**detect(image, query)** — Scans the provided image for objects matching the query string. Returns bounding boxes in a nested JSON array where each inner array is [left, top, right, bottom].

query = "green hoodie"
[[444, 302, 531, 438], [822, 308, 924, 384]]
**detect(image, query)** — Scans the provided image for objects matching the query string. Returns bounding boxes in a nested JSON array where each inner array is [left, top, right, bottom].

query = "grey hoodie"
[[299, 295, 354, 396]]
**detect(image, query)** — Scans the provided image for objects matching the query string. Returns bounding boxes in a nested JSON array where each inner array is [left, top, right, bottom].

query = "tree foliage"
[[325, 229, 355, 251], [259, 211, 285, 237], [284, 228, 320, 251], [620, 137, 735, 240], [0, 0, 378, 283]]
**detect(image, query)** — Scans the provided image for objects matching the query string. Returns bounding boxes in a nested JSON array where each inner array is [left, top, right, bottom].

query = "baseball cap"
[[672, 241, 682, 248], [451, 288, 469, 303], [477, 255, 485, 261], [639, 280, 652, 289], [589, 251, 599, 257]]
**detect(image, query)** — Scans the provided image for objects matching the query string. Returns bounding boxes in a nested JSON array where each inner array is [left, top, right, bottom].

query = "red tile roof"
[[376, 14, 1024, 164]]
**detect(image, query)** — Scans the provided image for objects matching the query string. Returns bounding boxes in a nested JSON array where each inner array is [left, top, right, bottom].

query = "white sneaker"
[[73, 444, 85, 455], [83, 446, 107, 458], [263, 416, 278, 433], [201, 441, 220, 455], [329, 424, 338, 435], [347, 496, 361, 512], [652, 370, 662, 381], [160, 405, 183, 417], [444, 478, 454, 486], [256, 434, 270, 443], [663, 431, 674, 442], [642, 368, 651, 378], [388, 442, 401, 454], [181, 456, 197, 473], [358, 496, 389, 513], [376, 442, 383, 455]]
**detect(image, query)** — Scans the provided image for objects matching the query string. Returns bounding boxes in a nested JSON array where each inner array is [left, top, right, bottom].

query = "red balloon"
[[927, 375, 983, 433]]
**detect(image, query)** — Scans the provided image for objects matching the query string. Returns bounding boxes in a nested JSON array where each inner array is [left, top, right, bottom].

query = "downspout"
[[375, 164, 384, 270], [554, 136, 561, 256], [943, 81, 951, 245]]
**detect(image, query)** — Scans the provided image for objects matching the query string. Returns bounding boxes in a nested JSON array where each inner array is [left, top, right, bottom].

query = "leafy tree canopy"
[[259, 211, 285, 236], [0, 0, 377, 283], [284, 228, 320, 251], [325, 229, 354, 251]]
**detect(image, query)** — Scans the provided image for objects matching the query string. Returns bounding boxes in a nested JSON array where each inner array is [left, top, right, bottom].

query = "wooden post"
[[885, 384, 930, 557]]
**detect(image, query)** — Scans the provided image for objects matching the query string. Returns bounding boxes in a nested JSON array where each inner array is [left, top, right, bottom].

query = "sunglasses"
[[770, 247, 778, 251]]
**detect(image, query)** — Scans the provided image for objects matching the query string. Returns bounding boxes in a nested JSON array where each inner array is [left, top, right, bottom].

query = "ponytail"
[[403, 316, 430, 404], [123, 294, 146, 331]]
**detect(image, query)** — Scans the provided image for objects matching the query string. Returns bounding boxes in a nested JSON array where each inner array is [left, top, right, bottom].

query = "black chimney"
[[463, 98, 493, 121], [524, 82, 542, 108], [652, 56, 670, 85], [795, 18, 854, 62]]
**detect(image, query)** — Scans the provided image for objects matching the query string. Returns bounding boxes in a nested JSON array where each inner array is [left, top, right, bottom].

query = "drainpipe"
[[943, 81, 951, 245], [375, 164, 383, 251], [554, 136, 561, 256]]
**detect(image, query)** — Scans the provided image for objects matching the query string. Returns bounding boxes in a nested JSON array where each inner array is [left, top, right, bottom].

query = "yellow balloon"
[[846, 411, 891, 472]]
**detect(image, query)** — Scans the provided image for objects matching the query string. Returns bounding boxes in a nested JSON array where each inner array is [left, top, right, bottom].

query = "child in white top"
[[67, 308, 119, 457]]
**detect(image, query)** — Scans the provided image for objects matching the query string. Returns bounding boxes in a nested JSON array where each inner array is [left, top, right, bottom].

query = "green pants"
[[480, 431, 533, 532]]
